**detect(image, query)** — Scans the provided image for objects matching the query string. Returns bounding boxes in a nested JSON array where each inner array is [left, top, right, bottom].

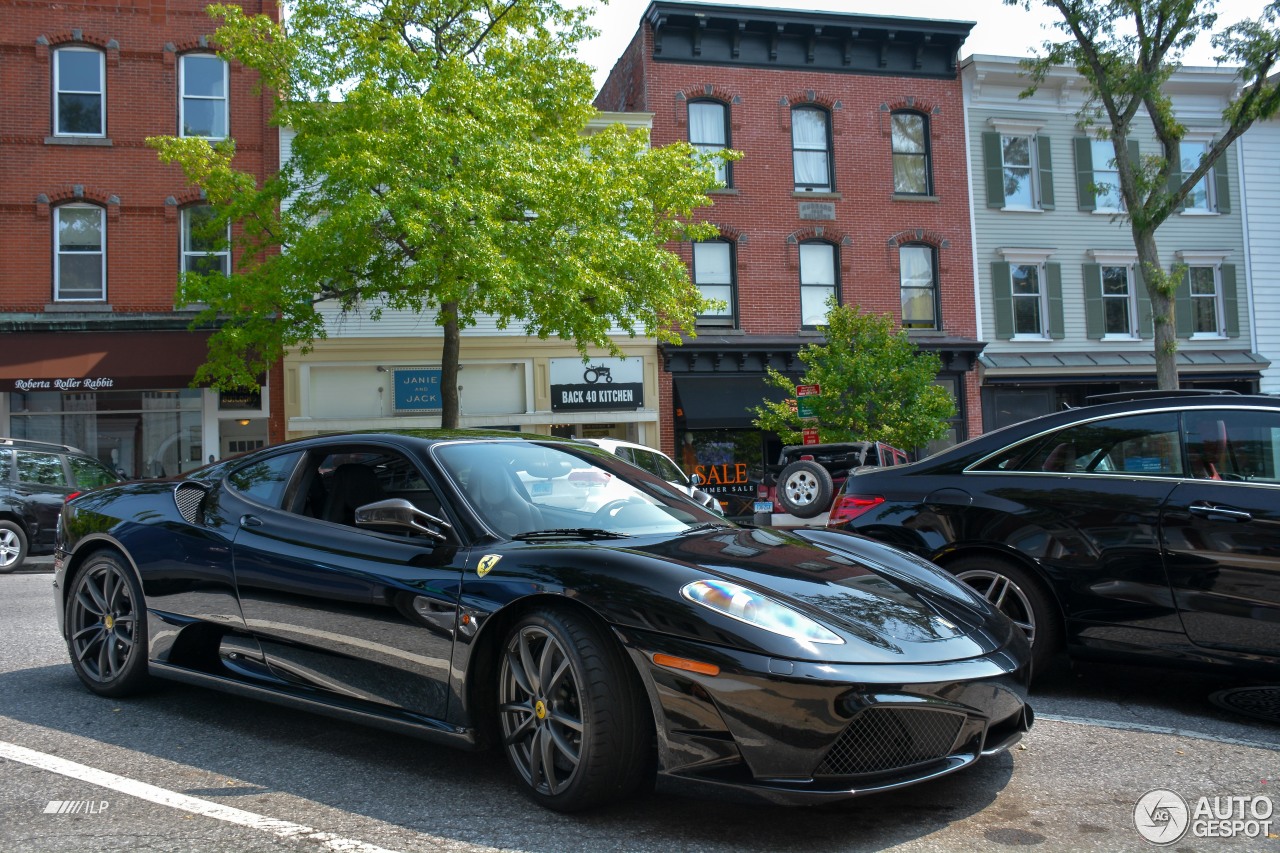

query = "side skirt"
[[149, 662, 479, 751]]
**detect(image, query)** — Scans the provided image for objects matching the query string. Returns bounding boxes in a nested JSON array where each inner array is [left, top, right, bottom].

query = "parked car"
[[0, 438, 120, 572], [758, 441, 909, 519], [55, 430, 1030, 811], [826, 391, 1280, 677], [576, 437, 724, 515]]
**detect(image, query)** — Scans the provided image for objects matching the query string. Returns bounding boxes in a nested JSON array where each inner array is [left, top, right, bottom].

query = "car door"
[[13, 449, 72, 548], [225, 444, 466, 721], [1161, 408, 1280, 655]]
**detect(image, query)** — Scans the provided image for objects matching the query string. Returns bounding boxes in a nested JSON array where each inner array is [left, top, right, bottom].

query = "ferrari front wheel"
[[66, 553, 151, 697], [497, 608, 650, 811]]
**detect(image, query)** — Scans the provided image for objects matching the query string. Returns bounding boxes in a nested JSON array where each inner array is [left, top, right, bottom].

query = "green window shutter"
[[983, 132, 1006, 209], [1046, 262, 1065, 338], [1074, 137, 1096, 211], [1175, 270, 1193, 338], [1214, 152, 1231, 213], [1221, 264, 1239, 337], [991, 262, 1013, 339], [1134, 263, 1154, 339], [1037, 136, 1055, 210], [1083, 263, 1104, 338], [1127, 139, 1140, 170]]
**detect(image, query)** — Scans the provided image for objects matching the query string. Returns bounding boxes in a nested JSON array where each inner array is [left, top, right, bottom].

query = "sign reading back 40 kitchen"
[[550, 358, 644, 412]]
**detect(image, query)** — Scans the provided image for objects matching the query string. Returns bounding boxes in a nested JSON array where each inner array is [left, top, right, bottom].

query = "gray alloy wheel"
[[0, 521, 27, 573], [497, 609, 649, 811], [66, 553, 151, 697], [951, 556, 1060, 677]]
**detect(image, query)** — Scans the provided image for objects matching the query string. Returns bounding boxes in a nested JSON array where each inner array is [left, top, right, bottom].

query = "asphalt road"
[[3, 560, 1279, 852]]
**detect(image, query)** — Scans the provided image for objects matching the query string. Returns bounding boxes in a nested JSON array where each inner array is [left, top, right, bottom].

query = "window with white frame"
[[1189, 266, 1223, 335], [900, 244, 938, 329], [182, 205, 230, 276], [1101, 265, 1138, 336], [692, 240, 735, 325], [54, 204, 106, 301], [891, 111, 930, 195], [1180, 140, 1213, 211], [1091, 140, 1123, 211], [792, 107, 832, 192], [180, 54, 228, 138], [1011, 262, 1046, 336], [53, 47, 105, 137], [799, 241, 837, 327], [688, 100, 729, 186], [1001, 134, 1038, 208]]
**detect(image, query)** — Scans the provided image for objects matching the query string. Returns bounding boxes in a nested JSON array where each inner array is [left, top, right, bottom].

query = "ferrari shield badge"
[[477, 554, 502, 577]]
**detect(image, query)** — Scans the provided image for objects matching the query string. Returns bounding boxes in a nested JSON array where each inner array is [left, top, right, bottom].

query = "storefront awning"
[[0, 331, 213, 392], [979, 349, 1270, 384], [673, 375, 788, 430]]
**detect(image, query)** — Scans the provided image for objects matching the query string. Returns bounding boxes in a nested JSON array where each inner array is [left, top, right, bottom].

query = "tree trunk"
[[1134, 228, 1180, 391], [440, 300, 461, 429]]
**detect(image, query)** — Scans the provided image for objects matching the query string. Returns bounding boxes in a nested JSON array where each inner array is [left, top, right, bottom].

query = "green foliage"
[[147, 0, 732, 403], [751, 302, 955, 450], [1007, 0, 1280, 388]]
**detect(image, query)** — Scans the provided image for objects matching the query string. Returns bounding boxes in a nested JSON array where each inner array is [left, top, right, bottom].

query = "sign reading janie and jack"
[[549, 358, 644, 412]]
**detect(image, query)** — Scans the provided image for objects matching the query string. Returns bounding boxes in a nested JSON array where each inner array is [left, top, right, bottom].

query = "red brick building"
[[596, 1, 983, 516], [0, 0, 282, 476]]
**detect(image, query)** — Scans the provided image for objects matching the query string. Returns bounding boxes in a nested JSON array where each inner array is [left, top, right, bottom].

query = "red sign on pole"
[[795, 384, 820, 397], [802, 427, 820, 445]]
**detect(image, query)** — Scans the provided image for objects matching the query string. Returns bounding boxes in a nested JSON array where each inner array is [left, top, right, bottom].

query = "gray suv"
[[0, 438, 120, 572]]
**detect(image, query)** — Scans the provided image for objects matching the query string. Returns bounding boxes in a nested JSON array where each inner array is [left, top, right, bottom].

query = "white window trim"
[[53, 46, 106, 138], [1100, 264, 1141, 340], [182, 207, 232, 277], [998, 132, 1041, 212], [998, 248, 1055, 265], [987, 117, 1047, 136], [53, 204, 106, 302], [1010, 263, 1051, 341], [179, 54, 229, 140], [1088, 249, 1138, 265], [1178, 135, 1217, 215], [1179, 255, 1227, 339]]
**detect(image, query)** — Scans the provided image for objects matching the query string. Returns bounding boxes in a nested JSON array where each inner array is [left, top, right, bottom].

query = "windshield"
[[434, 441, 723, 538]]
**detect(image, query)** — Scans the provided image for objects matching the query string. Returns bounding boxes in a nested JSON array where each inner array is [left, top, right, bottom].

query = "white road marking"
[[0, 741, 406, 853], [1038, 713, 1280, 752]]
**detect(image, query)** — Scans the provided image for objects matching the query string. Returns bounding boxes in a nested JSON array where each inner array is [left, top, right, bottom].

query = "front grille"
[[815, 706, 965, 776]]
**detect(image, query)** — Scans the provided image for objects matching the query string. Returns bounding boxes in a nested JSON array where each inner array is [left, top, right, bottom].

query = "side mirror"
[[355, 498, 452, 541], [690, 472, 702, 486]]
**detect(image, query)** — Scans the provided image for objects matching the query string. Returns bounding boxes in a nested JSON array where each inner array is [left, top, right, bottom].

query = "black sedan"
[[54, 430, 1031, 811], [827, 392, 1280, 678]]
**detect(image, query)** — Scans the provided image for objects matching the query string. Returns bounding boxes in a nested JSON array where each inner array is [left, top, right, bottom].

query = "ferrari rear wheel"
[[66, 553, 151, 697], [497, 608, 650, 811]]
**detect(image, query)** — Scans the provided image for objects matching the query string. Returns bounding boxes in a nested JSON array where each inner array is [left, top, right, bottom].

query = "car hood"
[[627, 526, 1017, 665]]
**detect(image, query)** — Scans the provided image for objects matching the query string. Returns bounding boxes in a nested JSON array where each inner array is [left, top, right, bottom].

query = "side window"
[[647, 452, 686, 482], [305, 449, 437, 526], [229, 451, 302, 508], [69, 456, 118, 489], [53, 47, 105, 137], [16, 451, 68, 486], [0, 449, 10, 481], [179, 54, 228, 138], [976, 412, 1182, 476], [1184, 410, 1280, 483]]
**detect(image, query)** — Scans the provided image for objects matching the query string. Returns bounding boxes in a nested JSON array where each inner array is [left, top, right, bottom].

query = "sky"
[[572, 0, 1274, 91]]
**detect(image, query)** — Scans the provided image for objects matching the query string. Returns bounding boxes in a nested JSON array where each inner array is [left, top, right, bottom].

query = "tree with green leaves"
[[149, 0, 730, 427], [1013, 0, 1280, 389], [752, 302, 956, 451]]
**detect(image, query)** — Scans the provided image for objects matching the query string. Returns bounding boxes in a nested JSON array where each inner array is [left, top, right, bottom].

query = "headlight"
[[681, 579, 844, 645]]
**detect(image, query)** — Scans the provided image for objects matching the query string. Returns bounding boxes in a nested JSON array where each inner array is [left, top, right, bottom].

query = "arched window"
[[791, 106, 832, 192], [799, 240, 838, 328], [53, 47, 105, 137], [54, 204, 106, 301], [899, 244, 938, 330], [891, 111, 930, 195], [180, 53, 228, 138], [688, 99, 730, 186]]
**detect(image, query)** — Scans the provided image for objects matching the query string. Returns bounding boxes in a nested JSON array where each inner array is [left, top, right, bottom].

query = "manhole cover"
[[1209, 686, 1280, 724]]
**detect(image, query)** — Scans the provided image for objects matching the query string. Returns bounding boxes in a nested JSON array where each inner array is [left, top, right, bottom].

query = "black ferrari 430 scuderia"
[[55, 430, 1032, 811]]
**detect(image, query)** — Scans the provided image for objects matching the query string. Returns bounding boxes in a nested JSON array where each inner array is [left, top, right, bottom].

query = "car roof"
[[0, 436, 86, 454]]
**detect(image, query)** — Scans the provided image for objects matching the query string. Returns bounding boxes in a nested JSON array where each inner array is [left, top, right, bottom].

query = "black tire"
[[497, 608, 650, 812], [775, 460, 834, 519], [65, 552, 152, 697], [949, 556, 1061, 678], [0, 520, 28, 573]]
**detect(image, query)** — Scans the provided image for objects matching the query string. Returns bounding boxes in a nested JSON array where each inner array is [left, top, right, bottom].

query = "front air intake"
[[815, 706, 965, 776]]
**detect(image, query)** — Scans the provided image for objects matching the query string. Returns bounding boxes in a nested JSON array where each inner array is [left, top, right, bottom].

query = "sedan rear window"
[[974, 412, 1183, 476]]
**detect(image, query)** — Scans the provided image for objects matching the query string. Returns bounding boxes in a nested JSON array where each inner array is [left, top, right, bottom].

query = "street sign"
[[797, 398, 817, 419], [796, 384, 820, 397], [802, 427, 820, 445]]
